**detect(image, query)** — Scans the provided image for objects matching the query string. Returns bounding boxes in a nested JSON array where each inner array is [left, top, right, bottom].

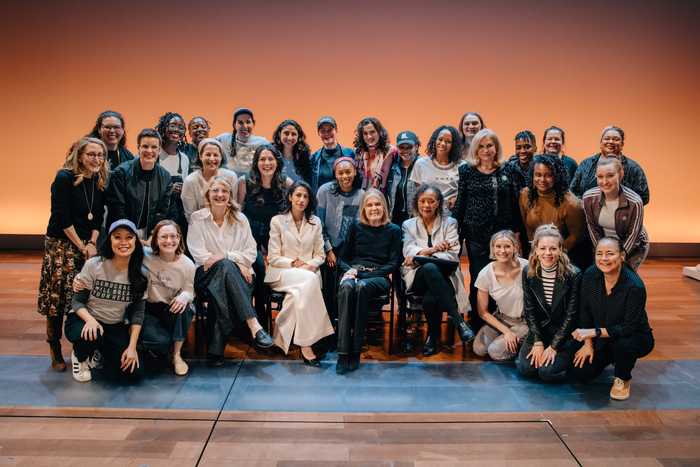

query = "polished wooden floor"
[[1, 252, 699, 466]]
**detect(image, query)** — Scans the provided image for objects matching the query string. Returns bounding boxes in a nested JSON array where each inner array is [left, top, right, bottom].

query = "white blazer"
[[401, 215, 471, 312], [264, 213, 326, 284]]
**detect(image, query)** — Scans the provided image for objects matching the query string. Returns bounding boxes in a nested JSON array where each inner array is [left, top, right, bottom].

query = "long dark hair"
[[272, 120, 312, 181], [87, 110, 127, 147], [353, 117, 390, 155], [99, 229, 148, 300], [283, 180, 317, 224], [527, 154, 569, 208], [248, 144, 286, 206], [156, 112, 188, 152], [330, 159, 364, 195], [425, 125, 463, 165]]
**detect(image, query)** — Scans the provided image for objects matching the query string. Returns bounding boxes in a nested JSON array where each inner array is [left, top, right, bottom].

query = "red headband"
[[333, 157, 356, 171]]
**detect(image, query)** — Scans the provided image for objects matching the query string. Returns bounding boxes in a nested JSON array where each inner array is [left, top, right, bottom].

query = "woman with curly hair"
[[458, 111, 485, 160], [265, 181, 334, 364], [410, 125, 465, 216], [353, 117, 397, 193], [38, 137, 110, 371], [452, 128, 522, 323], [237, 144, 293, 318], [272, 120, 312, 184], [189, 177, 274, 364], [519, 153, 586, 262], [156, 112, 190, 230], [86, 110, 134, 170]]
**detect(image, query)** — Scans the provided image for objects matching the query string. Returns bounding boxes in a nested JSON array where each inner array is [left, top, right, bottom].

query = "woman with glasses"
[[37, 137, 109, 371], [86, 110, 134, 170]]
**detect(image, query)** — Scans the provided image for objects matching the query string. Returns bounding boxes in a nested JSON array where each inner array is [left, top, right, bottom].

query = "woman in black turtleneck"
[[336, 188, 401, 375]]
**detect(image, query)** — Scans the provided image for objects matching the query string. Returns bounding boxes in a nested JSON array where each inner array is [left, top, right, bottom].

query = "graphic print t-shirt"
[[79, 257, 147, 324]]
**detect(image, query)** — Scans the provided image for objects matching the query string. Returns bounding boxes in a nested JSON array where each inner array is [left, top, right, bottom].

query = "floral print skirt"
[[37, 236, 85, 318]]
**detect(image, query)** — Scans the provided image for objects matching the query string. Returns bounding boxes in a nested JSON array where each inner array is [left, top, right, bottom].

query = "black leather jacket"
[[105, 158, 176, 234], [522, 264, 582, 351]]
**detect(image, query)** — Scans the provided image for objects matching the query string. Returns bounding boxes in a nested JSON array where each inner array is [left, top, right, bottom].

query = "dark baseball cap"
[[317, 116, 337, 128], [396, 131, 418, 146], [233, 108, 254, 121]]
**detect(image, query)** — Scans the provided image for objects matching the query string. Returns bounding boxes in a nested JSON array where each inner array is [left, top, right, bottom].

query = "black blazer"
[[522, 264, 582, 351]]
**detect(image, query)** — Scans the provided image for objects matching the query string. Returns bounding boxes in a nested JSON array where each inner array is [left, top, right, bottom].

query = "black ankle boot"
[[348, 352, 361, 371], [456, 322, 475, 343], [336, 353, 349, 375], [422, 335, 437, 357]]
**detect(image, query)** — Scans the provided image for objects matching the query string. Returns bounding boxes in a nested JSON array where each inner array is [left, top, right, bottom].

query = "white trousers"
[[269, 268, 334, 354]]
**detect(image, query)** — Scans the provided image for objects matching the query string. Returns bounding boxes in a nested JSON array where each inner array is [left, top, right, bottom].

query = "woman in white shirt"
[[265, 180, 334, 365], [401, 185, 474, 357], [473, 230, 529, 361], [156, 112, 190, 225], [182, 138, 238, 222], [187, 176, 274, 365], [410, 125, 465, 216]]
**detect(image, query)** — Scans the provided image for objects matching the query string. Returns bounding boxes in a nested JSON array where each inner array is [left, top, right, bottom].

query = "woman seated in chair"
[[517, 224, 582, 381], [336, 188, 401, 374], [472, 230, 529, 362], [265, 181, 335, 365], [401, 185, 474, 357], [187, 176, 274, 365]]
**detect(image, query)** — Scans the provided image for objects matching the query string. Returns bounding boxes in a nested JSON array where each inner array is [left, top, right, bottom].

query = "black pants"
[[141, 301, 194, 355], [409, 263, 463, 339], [516, 339, 576, 382], [253, 249, 269, 322], [467, 239, 493, 330], [194, 260, 256, 357], [336, 275, 391, 354], [570, 332, 655, 382], [64, 313, 144, 382], [322, 246, 342, 325]]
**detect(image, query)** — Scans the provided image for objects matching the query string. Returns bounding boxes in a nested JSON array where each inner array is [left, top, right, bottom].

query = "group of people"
[[37, 108, 653, 401]]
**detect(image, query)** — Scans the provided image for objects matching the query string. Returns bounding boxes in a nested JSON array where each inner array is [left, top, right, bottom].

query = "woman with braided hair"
[[155, 112, 190, 231], [215, 108, 270, 175]]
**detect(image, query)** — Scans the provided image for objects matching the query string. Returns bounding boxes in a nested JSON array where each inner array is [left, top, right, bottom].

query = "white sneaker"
[[87, 349, 104, 369], [71, 352, 92, 382]]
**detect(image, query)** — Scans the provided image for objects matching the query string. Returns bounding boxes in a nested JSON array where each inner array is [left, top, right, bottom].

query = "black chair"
[[265, 290, 286, 334], [364, 274, 396, 355], [193, 292, 208, 357], [399, 282, 467, 356]]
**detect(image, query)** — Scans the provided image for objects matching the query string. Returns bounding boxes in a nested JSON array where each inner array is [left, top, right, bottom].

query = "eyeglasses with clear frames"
[[83, 152, 106, 160], [158, 234, 180, 241], [168, 123, 186, 133], [102, 124, 123, 132], [210, 188, 230, 195]]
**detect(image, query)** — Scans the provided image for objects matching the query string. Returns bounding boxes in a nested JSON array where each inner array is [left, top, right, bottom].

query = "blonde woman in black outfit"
[[517, 224, 582, 381], [571, 237, 654, 400], [38, 137, 109, 371]]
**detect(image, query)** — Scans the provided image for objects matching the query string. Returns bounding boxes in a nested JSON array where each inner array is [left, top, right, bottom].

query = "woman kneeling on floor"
[[66, 219, 148, 383], [265, 181, 335, 365], [570, 237, 654, 400], [472, 230, 529, 361], [336, 188, 402, 374], [187, 176, 274, 365], [401, 184, 474, 357], [517, 224, 582, 381]]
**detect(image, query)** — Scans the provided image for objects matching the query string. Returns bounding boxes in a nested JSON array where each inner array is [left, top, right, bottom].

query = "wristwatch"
[[595, 328, 602, 337]]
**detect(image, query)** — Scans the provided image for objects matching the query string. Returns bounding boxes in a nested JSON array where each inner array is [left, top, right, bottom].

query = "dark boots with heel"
[[46, 316, 66, 372]]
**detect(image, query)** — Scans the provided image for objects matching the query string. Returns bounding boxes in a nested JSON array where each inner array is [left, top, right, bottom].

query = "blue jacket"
[[310, 144, 355, 193]]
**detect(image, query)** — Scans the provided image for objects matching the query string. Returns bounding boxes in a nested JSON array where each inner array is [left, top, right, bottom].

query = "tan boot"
[[47, 316, 66, 372]]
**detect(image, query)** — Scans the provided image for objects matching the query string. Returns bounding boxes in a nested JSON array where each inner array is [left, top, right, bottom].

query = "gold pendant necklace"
[[82, 176, 95, 220]]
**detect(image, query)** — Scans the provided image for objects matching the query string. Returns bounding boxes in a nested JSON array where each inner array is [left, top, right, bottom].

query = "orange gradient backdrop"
[[2, 0, 699, 241]]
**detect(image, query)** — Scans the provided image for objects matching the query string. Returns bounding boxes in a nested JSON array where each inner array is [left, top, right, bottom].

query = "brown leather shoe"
[[50, 344, 66, 372]]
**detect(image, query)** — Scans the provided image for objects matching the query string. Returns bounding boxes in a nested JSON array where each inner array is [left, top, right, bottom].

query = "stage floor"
[[1, 252, 699, 465]]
